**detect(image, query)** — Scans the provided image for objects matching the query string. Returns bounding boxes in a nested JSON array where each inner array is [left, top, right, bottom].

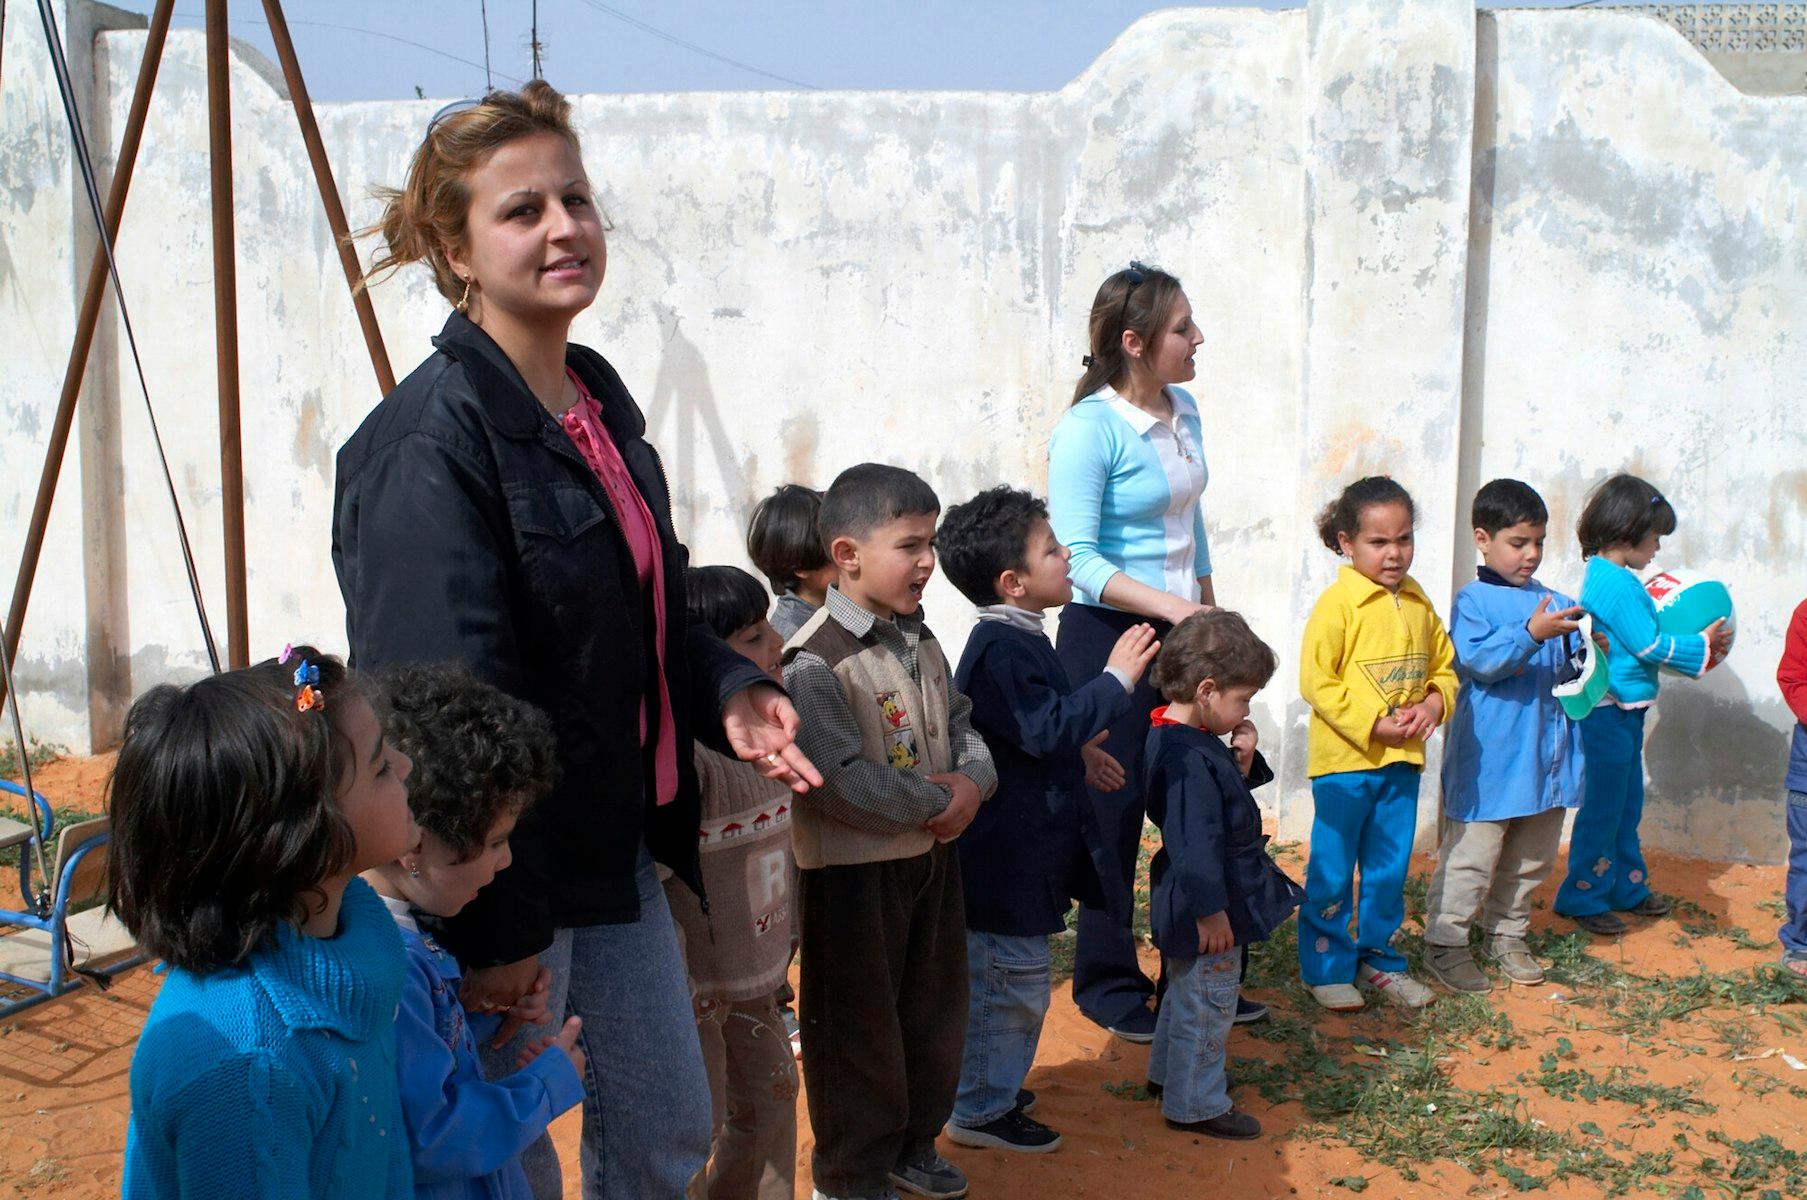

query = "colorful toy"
[[1643, 570, 1735, 670]]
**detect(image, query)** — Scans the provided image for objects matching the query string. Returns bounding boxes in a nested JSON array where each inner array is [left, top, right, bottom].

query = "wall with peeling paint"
[[2, 0, 1802, 863]]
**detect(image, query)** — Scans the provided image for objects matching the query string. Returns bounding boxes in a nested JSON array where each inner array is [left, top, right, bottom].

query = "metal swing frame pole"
[[0, 0, 175, 710]]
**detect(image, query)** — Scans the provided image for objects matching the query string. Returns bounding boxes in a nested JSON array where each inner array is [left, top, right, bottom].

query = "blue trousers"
[[1556, 705, 1652, 916], [1297, 764, 1419, 985], [1056, 602, 1171, 1026], [1783, 790, 1807, 957], [951, 932, 1051, 1128], [1147, 949, 1240, 1123], [479, 850, 712, 1200]]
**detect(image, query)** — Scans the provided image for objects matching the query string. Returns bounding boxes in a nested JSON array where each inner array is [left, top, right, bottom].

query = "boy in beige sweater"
[[782, 464, 997, 1200]]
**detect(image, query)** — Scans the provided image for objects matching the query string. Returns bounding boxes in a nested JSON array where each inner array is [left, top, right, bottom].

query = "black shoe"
[[1144, 1079, 1163, 1100], [1165, 1108, 1261, 1140], [888, 1147, 968, 1199], [1233, 994, 1269, 1024], [1105, 1005, 1156, 1044], [945, 1108, 1062, 1154], [1015, 1088, 1036, 1115], [1569, 910, 1627, 936], [1621, 893, 1673, 917]]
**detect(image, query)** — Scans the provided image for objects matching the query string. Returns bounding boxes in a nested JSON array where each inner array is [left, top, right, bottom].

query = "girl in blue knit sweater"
[[1555, 476, 1731, 936], [111, 646, 423, 1199]]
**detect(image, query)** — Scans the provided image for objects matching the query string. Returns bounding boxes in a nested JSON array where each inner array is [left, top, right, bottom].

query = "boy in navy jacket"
[[1143, 610, 1303, 1140], [937, 486, 1159, 1154]]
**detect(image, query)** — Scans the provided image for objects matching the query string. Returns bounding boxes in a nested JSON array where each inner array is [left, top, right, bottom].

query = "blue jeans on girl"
[[950, 932, 1051, 1128], [1297, 764, 1419, 985], [1147, 948, 1240, 1123], [1556, 705, 1653, 916], [478, 849, 712, 1200]]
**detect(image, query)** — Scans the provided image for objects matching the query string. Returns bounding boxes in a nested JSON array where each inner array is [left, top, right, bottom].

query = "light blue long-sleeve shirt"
[[1439, 576, 1585, 822], [1047, 385, 1211, 608], [1581, 556, 1708, 706]]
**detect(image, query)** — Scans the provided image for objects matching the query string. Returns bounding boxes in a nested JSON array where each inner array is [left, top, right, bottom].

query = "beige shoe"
[[1356, 963, 1436, 1009], [1424, 944, 1492, 993], [1309, 983, 1365, 1012], [1483, 937, 1545, 985]]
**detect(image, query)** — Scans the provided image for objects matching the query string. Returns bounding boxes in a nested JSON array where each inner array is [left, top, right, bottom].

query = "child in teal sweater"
[[1555, 476, 1730, 936], [112, 646, 423, 1199]]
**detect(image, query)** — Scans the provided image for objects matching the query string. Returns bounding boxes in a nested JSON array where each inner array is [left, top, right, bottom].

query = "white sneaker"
[[1357, 964, 1436, 1009], [1309, 983, 1365, 1012]]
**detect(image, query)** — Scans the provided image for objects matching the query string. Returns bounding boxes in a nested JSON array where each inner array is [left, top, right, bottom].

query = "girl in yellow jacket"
[[1297, 477, 1458, 1013]]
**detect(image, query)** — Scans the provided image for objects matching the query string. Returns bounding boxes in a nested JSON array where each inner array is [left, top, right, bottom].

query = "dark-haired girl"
[[1046, 263, 1215, 1040], [114, 647, 420, 1199], [1554, 474, 1730, 935], [1297, 478, 1456, 1013]]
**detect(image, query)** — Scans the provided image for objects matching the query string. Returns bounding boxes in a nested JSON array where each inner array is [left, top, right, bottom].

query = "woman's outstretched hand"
[[723, 682, 823, 793]]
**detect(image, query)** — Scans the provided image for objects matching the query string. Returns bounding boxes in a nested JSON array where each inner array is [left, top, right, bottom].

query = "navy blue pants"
[[1556, 705, 1653, 916], [1055, 602, 1171, 1027]]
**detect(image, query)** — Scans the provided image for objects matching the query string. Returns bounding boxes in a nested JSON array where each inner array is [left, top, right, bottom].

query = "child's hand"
[[518, 1016, 586, 1081], [1704, 618, 1732, 668], [1229, 720, 1258, 777], [1196, 910, 1234, 956], [1082, 731, 1126, 792], [1592, 630, 1611, 654], [1526, 596, 1586, 643], [500, 966, 553, 1037], [1106, 624, 1161, 687], [1371, 711, 1409, 748], [923, 773, 982, 842], [1393, 692, 1445, 742]]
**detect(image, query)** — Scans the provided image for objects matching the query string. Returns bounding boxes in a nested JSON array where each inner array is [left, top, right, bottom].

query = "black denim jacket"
[[333, 313, 768, 967]]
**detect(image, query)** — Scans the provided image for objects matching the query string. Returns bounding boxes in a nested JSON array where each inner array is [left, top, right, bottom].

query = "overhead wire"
[[159, 8, 523, 88], [34, 0, 222, 673], [571, 0, 821, 90]]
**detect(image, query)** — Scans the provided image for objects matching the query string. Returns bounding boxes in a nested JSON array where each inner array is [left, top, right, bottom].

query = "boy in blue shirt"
[[935, 486, 1159, 1154], [1425, 480, 1591, 992]]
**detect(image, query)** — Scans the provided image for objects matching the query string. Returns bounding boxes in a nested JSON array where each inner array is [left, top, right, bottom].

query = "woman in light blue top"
[[1047, 263, 1225, 1040]]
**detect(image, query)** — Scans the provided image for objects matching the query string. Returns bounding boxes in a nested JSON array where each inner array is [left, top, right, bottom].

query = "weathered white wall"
[[3, 0, 1802, 862], [1465, 8, 1807, 861]]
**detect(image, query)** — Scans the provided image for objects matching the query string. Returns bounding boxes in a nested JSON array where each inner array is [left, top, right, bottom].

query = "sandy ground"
[[3, 755, 1804, 1198]]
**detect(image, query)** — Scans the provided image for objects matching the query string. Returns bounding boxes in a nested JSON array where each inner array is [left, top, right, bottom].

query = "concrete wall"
[[2, 0, 1802, 862]]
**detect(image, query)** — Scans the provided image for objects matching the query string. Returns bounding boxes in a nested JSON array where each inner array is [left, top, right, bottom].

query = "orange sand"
[[3, 757, 1803, 1198]]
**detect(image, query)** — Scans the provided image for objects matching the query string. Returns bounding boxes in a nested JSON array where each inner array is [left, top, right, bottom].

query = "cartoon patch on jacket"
[[876, 690, 919, 768]]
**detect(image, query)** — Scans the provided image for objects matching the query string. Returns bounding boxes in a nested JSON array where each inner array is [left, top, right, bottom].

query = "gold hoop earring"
[[456, 277, 472, 312]]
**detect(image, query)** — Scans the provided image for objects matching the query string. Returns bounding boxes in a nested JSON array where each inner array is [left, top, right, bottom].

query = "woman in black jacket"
[[333, 83, 819, 1200]]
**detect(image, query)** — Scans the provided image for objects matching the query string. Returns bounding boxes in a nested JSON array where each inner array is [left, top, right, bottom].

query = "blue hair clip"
[[292, 660, 321, 688]]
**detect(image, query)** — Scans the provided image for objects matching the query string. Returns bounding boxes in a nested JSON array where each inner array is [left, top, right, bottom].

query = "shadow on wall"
[[643, 304, 750, 538], [1643, 662, 1793, 864]]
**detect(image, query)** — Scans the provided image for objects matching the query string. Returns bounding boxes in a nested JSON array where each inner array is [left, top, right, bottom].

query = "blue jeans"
[[1297, 764, 1419, 985], [951, 932, 1051, 1128], [479, 850, 712, 1200], [1556, 705, 1652, 916], [1148, 948, 1240, 1123], [1783, 791, 1807, 957]]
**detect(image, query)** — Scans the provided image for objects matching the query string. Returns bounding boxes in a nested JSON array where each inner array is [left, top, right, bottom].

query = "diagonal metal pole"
[[0, 0, 175, 712], [261, 0, 395, 395], [206, 0, 248, 669]]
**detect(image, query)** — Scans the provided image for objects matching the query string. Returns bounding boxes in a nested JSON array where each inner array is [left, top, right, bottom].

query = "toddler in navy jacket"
[[1143, 610, 1303, 1141], [937, 486, 1160, 1154]]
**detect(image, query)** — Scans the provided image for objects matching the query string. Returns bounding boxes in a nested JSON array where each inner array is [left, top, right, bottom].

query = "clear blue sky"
[[99, 1, 1599, 101]]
